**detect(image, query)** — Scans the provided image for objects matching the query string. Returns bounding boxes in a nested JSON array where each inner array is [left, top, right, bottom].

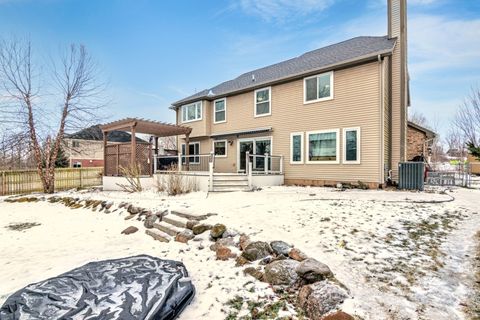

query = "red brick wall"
[[407, 126, 427, 160], [70, 159, 104, 168]]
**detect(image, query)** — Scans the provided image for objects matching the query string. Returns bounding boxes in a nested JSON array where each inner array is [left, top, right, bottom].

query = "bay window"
[[214, 98, 226, 123], [290, 132, 304, 164], [343, 127, 360, 164], [181, 101, 202, 123], [306, 129, 339, 164]]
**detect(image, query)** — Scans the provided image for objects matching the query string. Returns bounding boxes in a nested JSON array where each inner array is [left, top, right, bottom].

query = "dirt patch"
[[5, 222, 41, 231]]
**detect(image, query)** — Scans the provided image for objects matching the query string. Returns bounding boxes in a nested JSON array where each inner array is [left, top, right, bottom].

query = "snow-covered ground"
[[1, 182, 479, 319]]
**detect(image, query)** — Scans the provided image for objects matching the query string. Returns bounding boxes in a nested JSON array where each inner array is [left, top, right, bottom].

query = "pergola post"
[[103, 131, 108, 176], [185, 132, 190, 171], [131, 123, 137, 169]]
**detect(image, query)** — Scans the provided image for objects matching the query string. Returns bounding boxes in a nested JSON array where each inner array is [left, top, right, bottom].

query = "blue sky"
[[0, 0, 479, 137]]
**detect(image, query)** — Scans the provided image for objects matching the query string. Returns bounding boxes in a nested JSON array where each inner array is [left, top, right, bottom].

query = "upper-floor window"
[[181, 101, 202, 123], [304, 71, 333, 104], [214, 98, 226, 124], [254, 87, 271, 117], [72, 141, 80, 148]]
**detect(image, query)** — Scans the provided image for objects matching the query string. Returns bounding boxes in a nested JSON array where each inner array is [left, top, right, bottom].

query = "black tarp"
[[0, 255, 195, 320]]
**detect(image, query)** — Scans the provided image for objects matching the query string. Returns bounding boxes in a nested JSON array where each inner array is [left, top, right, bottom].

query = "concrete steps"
[[145, 211, 207, 243], [153, 221, 183, 237], [145, 228, 170, 243]]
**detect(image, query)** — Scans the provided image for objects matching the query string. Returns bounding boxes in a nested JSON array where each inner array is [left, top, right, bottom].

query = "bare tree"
[[453, 87, 480, 148], [0, 38, 105, 193], [444, 127, 467, 158], [408, 110, 429, 128]]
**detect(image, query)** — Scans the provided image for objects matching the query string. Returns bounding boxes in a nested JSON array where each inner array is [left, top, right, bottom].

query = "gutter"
[[170, 48, 395, 109]]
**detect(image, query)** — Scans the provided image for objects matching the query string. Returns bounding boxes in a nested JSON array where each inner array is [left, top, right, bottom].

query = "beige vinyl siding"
[[185, 61, 383, 183], [176, 100, 210, 138]]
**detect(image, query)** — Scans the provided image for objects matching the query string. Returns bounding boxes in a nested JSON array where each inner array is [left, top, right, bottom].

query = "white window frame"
[[254, 86, 271, 117], [303, 71, 334, 104], [212, 140, 228, 158], [181, 142, 200, 164], [213, 98, 227, 124], [343, 127, 361, 164], [181, 101, 203, 123], [290, 132, 304, 164], [306, 129, 340, 164]]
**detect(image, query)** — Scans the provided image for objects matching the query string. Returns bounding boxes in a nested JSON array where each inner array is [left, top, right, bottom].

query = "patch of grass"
[[5, 222, 41, 231], [465, 231, 480, 319]]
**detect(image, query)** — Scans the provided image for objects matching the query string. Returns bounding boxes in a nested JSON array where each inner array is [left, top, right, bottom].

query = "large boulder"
[[296, 258, 333, 283], [322, 311, 355, 320], [210, 223, 227, 239], [298, 281, 348, 320], [270, 240, 292, 256], [241, 241, 272, 261], [263, 259, 300, 285]]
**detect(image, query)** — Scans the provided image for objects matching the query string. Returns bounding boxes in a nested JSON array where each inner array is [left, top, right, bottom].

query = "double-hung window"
[[181, 101, 202, 123], [214, 98, 226, 123], [254, 87, 271, 117], [306, 129, 339, 164], [213, 140, 227, 157], [304, 71, 333, 103], [343, 127, 360, 164], [290, 132, 304, 164], [181, 142, 200, 164]]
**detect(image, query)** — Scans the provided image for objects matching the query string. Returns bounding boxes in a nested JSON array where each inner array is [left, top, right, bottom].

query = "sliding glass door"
[[238, 137, 272, 172]]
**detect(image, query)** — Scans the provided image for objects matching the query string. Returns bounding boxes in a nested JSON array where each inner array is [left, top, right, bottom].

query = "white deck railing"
[[154, 151, 283, 191]]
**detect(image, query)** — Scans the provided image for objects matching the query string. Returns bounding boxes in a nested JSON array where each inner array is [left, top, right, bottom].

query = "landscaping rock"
[[118, 202, 128, 208], [298, 281, 349, 320], [296, 258, 333, 283], [222, 228, 239, 238], [124, 214, 136, 220], [144, 215, 158, 229], [239, 234, 251, 250], [241, 241, 272, 261], [243, 267, 264, 281], [155, 210, 168, 219], [289, 248, 308, 261], [263, 259, 300, 285], [121, 226, 138, 235], [322, 311, 355, 320], [175, 230, 194, 243], [216, 245, 237, 261], [192, 223, 212, 235], [186, 220, 199, 230], [105, 201, 114, 210], [235, 256, 250, 267], [127, 205, 140, 214], [210, 223, 227, 239], [270, 240, 292, 256], [210, 237, 236, 251]]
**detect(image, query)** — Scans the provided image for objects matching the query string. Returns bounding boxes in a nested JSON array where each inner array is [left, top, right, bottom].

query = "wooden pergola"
[[100, 118, 192, 176]]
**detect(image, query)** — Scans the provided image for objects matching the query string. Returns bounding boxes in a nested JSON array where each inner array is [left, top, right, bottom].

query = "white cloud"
[[409, 14, 480, 74], [236, 0, 336, 22]]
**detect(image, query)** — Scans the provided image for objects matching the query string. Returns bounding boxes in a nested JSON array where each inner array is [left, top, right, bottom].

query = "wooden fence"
[[0, 167, 103, 196]]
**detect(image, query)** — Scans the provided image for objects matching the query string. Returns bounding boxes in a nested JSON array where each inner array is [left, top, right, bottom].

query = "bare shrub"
[[156, 166, 198, 196], [116, 164, 143, 193]]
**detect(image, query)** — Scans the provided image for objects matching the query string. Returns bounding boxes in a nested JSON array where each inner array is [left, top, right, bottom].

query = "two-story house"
[[171, 0, 409, 188]]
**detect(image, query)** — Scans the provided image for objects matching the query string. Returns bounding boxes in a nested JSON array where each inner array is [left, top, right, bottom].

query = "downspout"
[[378, 54, 385, 185]]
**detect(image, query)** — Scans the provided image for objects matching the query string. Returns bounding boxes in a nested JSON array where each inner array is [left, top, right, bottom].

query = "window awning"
[[210, 127, 272, 139]]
